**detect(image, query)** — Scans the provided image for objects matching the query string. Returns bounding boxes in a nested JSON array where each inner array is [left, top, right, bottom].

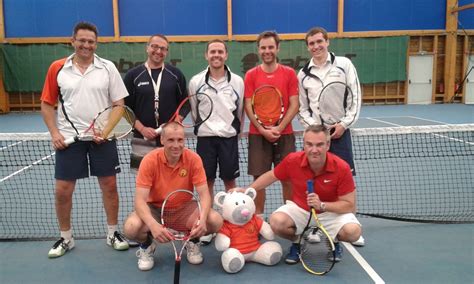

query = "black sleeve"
[[123, 70, 135, 111], [177, 70, 191, 118]]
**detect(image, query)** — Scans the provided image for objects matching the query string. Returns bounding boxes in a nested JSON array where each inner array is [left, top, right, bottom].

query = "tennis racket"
[[299, 179, 336, 275], [161, 189, 202, 284], [154, 92, 213, 135], [251, 85, 284, 129], [64, 105, 135, 145], [318, 81, 354, 133]]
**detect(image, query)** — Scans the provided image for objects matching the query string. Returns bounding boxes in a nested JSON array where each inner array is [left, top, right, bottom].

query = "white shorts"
[[274, 200, 361, 240]]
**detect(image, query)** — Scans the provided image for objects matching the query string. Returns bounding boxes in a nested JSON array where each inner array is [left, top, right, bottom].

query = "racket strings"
[[252, 87, 284, 125], [186, 93, 213, 128], [319, 82, 353, 125], [301, 228, 335, 273], [161, 191, 200, 238]]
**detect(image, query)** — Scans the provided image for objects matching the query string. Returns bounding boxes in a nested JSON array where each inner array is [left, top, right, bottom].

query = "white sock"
[[60, 230, 73, 240], [107, 224, 118, 237]]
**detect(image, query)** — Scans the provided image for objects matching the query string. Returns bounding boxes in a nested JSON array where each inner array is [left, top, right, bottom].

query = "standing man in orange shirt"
[[123, 122, 223, 271]]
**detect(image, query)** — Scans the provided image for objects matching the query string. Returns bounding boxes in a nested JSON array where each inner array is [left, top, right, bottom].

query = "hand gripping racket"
[[299, 180, 336, 275], [161, 189, 202, 284], [154, 92, 213, 135], [64, 105, 135, 145]]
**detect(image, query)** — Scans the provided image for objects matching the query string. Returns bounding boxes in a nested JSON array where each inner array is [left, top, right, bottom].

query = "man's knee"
[[337, 223, 361, 242]]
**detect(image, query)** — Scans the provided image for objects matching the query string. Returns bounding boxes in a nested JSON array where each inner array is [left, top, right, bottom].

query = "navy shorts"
[[55, 141, 121, 180], [196, 136, 240, 181], [330, 129, 356, 175]]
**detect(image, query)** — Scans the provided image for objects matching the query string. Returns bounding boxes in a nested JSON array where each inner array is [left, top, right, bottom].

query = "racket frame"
[[299, 180, 336, 275], [160, 189, 202, 284], [251, 85, 284, 129], [317, 81, 354, 127], [64, 105, 135, 145], [154, 92, 214, 135]]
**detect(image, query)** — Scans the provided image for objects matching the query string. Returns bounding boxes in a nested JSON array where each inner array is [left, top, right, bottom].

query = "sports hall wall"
[[0, 0, 473, 112]]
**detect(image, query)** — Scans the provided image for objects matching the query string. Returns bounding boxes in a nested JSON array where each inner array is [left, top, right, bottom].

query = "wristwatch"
[[320, 202, 326, 212]]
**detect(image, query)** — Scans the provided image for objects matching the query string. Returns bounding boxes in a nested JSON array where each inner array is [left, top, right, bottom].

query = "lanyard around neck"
[[145, 62, 164, 125]]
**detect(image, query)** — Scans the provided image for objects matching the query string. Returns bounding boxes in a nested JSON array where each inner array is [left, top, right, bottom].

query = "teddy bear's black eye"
[[243, 200, 245, 204], [235, 202, 238, 205]]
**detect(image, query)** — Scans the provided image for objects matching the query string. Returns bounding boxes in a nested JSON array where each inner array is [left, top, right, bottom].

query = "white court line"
[[365, 118, 474, 145], [365, 117, 402, 127], [0, 152, 55, 183], [342, 242, 385, 284], [404, 116, 451, 125], [0, 140, 24, 151]]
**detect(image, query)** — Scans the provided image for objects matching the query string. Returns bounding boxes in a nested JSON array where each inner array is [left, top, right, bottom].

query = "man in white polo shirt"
[[41, 21, 129, 258]]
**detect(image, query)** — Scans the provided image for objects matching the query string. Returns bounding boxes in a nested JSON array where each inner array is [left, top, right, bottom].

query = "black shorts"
[[248, 134, 296, 176], [196, 136, 240, 181], [55, 141, 120, 180], [330, 129, 356, 175]]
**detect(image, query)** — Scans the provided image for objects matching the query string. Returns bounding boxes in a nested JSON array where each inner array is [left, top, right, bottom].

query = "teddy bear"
[[214, 188, 282, 273]]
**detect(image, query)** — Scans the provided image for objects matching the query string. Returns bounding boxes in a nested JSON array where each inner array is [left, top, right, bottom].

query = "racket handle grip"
[[154, 126, 163, 135], [64, 136, 77, 146], [306, 180, 314, 193]]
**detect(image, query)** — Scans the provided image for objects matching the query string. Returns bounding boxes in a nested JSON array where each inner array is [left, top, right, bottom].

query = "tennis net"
[[1, 124, 473, 240]]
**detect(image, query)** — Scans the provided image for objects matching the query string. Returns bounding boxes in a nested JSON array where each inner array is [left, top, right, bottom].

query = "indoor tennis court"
[[1, 0, 473, 283]]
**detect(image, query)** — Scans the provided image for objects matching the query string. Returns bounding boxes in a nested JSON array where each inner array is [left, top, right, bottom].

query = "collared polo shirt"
[[41, 54, 128, 138], [274, 151, 355, 212], [136, 147, 207, 208]]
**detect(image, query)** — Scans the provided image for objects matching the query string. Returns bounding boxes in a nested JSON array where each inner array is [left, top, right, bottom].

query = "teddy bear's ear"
[[244, 187, 257, 200], [214, 191, 227, 208]]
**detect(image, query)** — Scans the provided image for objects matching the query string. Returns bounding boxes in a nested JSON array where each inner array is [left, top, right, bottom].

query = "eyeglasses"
[[149, 44, 169, 52], [74, 38, 97, 45]]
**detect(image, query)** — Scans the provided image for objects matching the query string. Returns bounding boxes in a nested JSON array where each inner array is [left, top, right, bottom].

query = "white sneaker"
[[186, 241, 203, 264], [352, 235, 365, 247], [307, 229, 322, 243], [48, 237, 75, 258], [107, 231, 130, 251], [199, 233, 216, 246], [136, 242, 157, 271]]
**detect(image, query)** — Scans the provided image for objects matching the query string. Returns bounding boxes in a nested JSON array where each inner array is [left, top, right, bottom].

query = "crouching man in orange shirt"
[[124, 122, 223, 271]]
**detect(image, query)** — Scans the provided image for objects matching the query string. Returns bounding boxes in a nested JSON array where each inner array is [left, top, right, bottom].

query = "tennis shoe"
[[284, 243, 300, 264], [329, 242, 343, 262], [107, 231, 130, 251], [351, 235, 365, 247], [48, 237, 75, 258], [186, 241, 203, 265], [136, 242, 157, 271], [306, 228, 322, 243], [199, 233, 216, 246]]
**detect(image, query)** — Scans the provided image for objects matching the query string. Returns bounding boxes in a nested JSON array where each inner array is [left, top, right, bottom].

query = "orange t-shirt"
[[136, 147, 207, 208], [219, 215, 264, 254]]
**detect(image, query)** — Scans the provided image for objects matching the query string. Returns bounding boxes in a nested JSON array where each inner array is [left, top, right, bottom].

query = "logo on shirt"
[[246, 224, 257, 234], [137, 81, 150, 87], [179, 169, 188, 177], [323, 179, 332, 183]]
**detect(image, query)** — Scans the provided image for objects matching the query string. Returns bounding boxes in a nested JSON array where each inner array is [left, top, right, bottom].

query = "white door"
[[407, 55, 433, 104], [465, 55, 474, 104]]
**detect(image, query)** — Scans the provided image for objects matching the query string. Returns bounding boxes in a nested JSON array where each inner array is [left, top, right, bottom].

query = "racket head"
[[318, 81, 353, 126], [183, 92, 213, 128], [93, 105, 135, 140], [251, 85, 284, 128], [160, 189, 202, 240], [299, 224, 336, 275]]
